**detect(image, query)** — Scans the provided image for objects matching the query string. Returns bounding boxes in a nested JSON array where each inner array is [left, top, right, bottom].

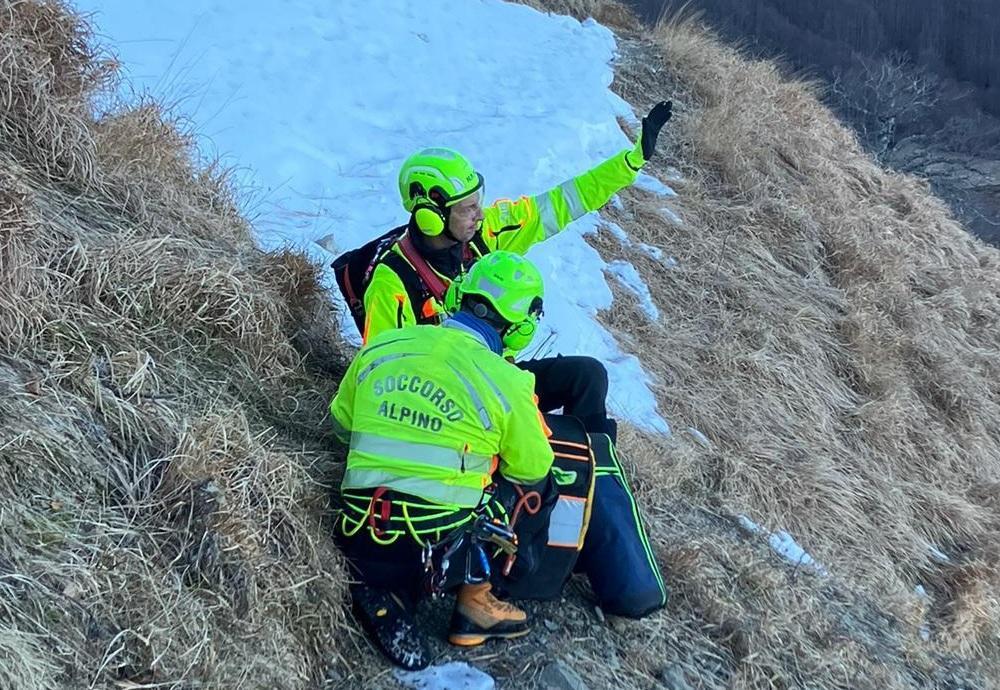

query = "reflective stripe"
[[342, 468, 486, 506], [352, 432, 493, 474], [535, 192, 560, 239], [474, 276, 505, 299], [547, 496, 586, 548], [449, 364, 493, 430], [357, 352, 418, 384], [364, 335, 416, 356], [474, 363, 510, 413], [559, 179, 587, 219]]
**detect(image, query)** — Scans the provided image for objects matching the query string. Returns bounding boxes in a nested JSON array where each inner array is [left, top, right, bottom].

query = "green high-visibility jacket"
[[362, 148, 642, 343], [329, 321, 555, 508]]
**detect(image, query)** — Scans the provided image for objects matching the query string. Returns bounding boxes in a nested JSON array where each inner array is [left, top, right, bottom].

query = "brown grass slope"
[[526, 1, 1000, 688], [0, 2, 364, 688], [4, 0, 1000, 688]]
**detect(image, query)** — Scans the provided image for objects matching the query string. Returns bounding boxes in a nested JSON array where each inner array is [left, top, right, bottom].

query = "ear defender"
[[443, 276, 463, 314], [413, 202, 447, 236], [501, 316, 539, 352]]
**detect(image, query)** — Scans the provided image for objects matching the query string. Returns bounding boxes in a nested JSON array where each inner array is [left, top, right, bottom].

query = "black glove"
[[640, 100, 673, 160]]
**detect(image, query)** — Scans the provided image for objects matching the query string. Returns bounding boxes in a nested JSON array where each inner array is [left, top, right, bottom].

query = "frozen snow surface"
[[635, 172, 678, 197], [607, 260, 660, 320], [738, 515, 827, 575], [78, 0, 673, 434], [396, 662, 496, 690]]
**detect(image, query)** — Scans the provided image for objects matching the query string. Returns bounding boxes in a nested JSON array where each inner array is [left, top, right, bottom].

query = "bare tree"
[[830, 51, 940, 161]]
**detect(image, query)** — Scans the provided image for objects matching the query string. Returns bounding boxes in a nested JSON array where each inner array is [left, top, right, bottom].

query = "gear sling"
[[479, 414, 668, 618], [336, 414, 592, 596]]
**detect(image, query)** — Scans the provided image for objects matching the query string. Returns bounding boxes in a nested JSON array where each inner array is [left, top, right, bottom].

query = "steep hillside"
[[528, 0, 1000, 687], [628, 0, 1000, 117], [0, 3, 356, 687], [3, 1, 1000, 689]]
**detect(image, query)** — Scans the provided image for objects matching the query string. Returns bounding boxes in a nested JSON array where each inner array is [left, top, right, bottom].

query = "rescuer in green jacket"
[[358, 100, 673, 439], [330, 251, 555, 670]]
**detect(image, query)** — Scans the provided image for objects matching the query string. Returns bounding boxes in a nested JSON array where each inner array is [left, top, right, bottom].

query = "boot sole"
[[448, 628, 531, 646]]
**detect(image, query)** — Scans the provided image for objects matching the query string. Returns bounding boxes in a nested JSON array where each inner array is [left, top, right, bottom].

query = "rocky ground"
[[888, 136, 1000, 245]]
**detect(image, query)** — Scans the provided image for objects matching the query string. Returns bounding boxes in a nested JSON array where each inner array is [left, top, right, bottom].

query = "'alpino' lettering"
[[377, 401, 444, 431]]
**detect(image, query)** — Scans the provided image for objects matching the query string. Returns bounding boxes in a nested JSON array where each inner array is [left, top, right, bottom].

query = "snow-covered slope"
[[78, 0, 671, 433]]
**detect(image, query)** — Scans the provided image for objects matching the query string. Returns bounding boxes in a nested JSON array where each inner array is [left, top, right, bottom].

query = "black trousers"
[[335, 495, 475, 602], [337, 528, 449, 603], [517, 355, 614, 436]]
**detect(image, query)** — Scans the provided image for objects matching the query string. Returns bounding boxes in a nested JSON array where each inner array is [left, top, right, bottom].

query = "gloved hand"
[[626, 100, 672, 169]]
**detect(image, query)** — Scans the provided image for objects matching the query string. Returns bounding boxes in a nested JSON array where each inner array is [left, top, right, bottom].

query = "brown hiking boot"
[[448, 582, 531, 646]]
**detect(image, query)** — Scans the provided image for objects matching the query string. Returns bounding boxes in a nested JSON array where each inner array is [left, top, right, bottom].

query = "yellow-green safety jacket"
[[329, 322, 555, 509], [362, 148, 643, 343]]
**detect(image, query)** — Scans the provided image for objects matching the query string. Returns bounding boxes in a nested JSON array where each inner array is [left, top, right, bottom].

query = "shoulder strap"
[[379, 250, 432, 320], [364, 225, 408, 282], [376, 232, 492, 325], [398, 233, 451, 302]]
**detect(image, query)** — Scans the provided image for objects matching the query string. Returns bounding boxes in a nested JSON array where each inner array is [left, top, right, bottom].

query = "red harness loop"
[[368, 486, 392, 537]]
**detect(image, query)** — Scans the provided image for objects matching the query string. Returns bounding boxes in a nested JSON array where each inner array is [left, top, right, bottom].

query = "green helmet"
[[449, 251, 545, 352], [398, 147, 485, 236]]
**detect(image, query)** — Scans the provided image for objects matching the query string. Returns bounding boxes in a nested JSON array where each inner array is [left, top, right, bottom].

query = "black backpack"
[[331, 225, 411, 333], [331, 226, 489, 335]]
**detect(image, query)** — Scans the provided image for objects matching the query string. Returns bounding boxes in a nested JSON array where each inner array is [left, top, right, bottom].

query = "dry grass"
[[0, 1, 362, 687], [5, 0, 1000, 687], [524, 4, 1000, 688]]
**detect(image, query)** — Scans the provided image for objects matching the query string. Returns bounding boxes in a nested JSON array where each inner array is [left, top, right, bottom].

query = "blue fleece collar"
[[443, 311, 503, 355]]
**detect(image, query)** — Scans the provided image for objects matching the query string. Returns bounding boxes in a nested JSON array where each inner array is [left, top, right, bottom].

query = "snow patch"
[[928, 545, 950, 563], [664, 166, 684, 182], [635, 172, 677, 197], [658, 206, 684, 226], [738, 516, 827, 575], [637, 242, 662, 260], [686, 427, 711, 448], [80, 0, 673, 434], [600, 222, 677, 268], [914, 584, 932, 641], [526, 232, 671, 434], [607, 260, 660, 320], [396, 662, 495, 690], [637, 243, 678, 268]]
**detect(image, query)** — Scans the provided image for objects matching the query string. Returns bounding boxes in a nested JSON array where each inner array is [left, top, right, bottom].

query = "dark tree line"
[[623, 0, 1000, 243]]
